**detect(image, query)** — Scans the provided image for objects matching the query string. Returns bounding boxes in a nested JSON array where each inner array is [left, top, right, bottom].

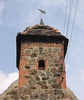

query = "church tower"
[[16, 20, 68, 90]]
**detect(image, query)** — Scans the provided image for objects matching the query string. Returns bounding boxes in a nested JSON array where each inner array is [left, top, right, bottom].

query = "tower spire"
[[38, 7, 46, 25]]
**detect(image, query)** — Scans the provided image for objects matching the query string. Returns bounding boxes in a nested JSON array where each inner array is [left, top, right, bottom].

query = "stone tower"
[[16, 21, 68, 98]]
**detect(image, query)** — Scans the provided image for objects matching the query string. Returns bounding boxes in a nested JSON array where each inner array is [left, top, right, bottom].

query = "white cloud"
[[0, 1, 5, 13], [0, 70, 18, 94], [0, 0, 5, 24]]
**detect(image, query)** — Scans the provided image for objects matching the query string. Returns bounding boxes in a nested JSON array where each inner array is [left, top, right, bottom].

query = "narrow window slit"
[[38, 60, 45, 70]]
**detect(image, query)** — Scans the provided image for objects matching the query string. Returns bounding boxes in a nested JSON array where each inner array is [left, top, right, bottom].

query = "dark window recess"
[[38, 60, 45, 70]]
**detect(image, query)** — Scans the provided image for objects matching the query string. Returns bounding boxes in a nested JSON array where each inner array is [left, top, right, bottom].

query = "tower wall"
[[19, 42, 66, 88]]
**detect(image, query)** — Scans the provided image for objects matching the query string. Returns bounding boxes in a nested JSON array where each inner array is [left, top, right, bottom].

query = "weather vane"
[[38, 7, 46, 19]]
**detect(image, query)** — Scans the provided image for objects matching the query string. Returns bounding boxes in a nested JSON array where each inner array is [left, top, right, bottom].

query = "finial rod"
[[41, 6, 42, 19], [38, 7, 46, 19], [38, 7, 46, 26]]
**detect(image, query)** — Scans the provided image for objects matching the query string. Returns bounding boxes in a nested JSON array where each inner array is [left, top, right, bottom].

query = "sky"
[[0, 0, 84, 100]]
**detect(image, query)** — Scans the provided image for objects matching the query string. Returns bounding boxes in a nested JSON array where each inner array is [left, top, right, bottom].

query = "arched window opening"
[[38, 60, 45, 70]]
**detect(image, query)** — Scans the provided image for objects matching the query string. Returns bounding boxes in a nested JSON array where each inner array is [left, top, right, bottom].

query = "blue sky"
[[0, 0, 84, 100]]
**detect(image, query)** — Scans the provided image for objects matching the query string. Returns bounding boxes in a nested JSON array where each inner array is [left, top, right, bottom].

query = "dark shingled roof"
[[22, 24, 61, 36]]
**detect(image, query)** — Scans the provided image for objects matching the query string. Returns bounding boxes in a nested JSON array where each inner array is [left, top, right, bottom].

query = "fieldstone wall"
[[1, 84, 78, 100], [0, 80, 78, 100], [18, 42, 67, 99]]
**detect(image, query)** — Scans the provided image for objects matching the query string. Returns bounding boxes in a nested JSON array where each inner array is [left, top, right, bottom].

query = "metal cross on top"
[[38, 7, 46, 19]]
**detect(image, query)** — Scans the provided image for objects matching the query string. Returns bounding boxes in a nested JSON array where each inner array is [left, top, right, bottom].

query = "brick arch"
[[36, 59, 48, 70]]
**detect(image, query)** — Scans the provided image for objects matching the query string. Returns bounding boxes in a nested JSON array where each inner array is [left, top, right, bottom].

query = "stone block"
[[51, 67, 57, 74], [48, 78, 57, 84], [37, 81, 46, 86], [24, 66, 30, 69], [41, 85, 48, 89], [31, 53, 37, 57], [11, 95, 19, 100], [30, 93, 38, 99], [36, 76, 40, 81], [54, 89, 63, 95], [20, 94, 29, 100], [44, 89, 53, 94], [38, 93, 48, 100], [38, 71, 46, 76], [46, 69, 52, 76], [57, 93, 64, 99], [51, 84, 61, 89], [22, 89, 32, 95], [49, 93, 56, 100], [28, 78, 36, 85], [42, 77, 49, 80], [29, 86, 36, 89], [30, 69, 37, 75]]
